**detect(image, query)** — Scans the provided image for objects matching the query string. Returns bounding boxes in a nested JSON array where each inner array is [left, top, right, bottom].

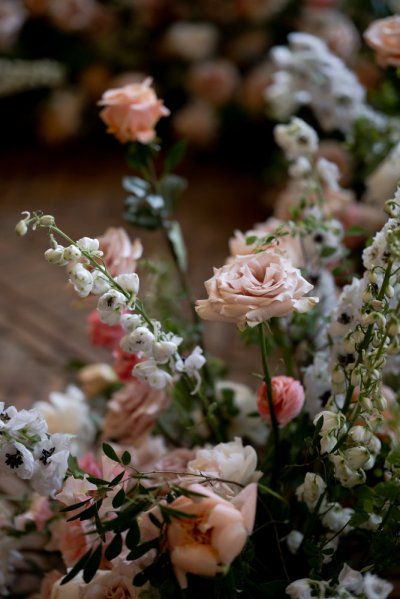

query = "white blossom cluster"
[[0, 402, 70, 497], [287, 564, 393, 599], [16, 213, 207, 393], [266, 33, 372, 133]]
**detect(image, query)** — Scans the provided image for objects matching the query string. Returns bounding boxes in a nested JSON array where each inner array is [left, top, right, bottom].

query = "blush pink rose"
[[257, 376, 305, 428], [364, 16, 400, 68], [103, 379, 170, 444], [113, 347, 142, 382], [98, 227, 143, 276], [196, 250, 317, 330], [167, 483, 257, 588], [99, 78, 170, 144], [88, 309, 124, 350]]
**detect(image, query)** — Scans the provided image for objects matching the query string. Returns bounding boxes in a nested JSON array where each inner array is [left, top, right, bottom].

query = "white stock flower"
[[187, 437, 261, 492], [321, 502, 354, 533], [32, 433, 70, 496], [63, 244, 82, 261], [303, 352, 332, 418], [44, 245, 68, 266], [114, 273, 140, 295], [97, 290, 127, 325], [274, 117, 318, 160], [120, 327, 155, 355], [120, 313, 142, 332], [295, 472, 326, 511], [286, 578, 326, 599], [175, 346, 206, 375], [363, 573, 393, 599], [329, 454, 366, 488], [69, 263, 94, 297], [76, 236, 101, 254], [133, 360, 172, 389], [152, 340, 179, 363], [0, 442, 34, 479], [342, 446, 371, 470], [286, 530, 304, 555], [338, 564, 363, 594], [316, 158, 340, 191], [91, 271, 111, 295], [360, 513, 382, 531]]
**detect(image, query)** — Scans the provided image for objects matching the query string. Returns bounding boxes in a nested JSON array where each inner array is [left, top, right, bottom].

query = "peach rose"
[[196, 250, 317, 330], [98, 227, 142, 276], [99, 79, 170, 144], [364, 16, 400, 67], [257, 376, 305, 427], [167, 482, 257, 588], [103, 379, 170, 444], [229, 217, 303, 268]]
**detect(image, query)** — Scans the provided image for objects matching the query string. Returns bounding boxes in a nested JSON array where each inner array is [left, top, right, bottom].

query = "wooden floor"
[[0, 144, 265, 408]]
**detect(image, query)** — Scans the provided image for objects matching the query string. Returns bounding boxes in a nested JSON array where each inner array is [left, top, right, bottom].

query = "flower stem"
[[258, 323, 280, 480]]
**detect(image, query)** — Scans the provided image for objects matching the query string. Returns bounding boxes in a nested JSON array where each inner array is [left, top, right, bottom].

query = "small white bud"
[[134, 360, 172, 389], [376, 396, 387, 411], [63, 245, 82, 260], [385, 285, 395, 299], [120, 313, 142, 333], [343, 446, 370, 470], [361, 396, 373, 412], [350, 370, 361, 387], [91, 272, 111, 295], [152, 340, 178, 363], [286, 530, 304, 555], [44, 246, 67, 265], [369, 271, 378, 284], [343, 336, 356, 354], [77, 237, 100, 253], [115, 273, 140, 295], [97, 290, 127, 324], [15, 220, 28, 236], [332, 368, 345, 384], [388, 320, 400, 336], [121, 327, 155, 354], [39, 215, 55, 226]]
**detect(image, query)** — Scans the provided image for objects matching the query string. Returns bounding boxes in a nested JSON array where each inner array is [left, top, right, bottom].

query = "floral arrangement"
[[5, 72, 400, 599]]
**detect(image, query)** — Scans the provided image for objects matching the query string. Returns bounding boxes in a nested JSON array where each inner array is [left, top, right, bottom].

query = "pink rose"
[[257, 376, 305, 427], [113, 347, 142, 382], [196, 250, 317, 330], [98, 78, 170, 144], [88, 309, 124, 350], [167, 483, 257, 588], [98, 227, 143, 276], [364, 16, 400, 68], [103, 379, 170, 444]]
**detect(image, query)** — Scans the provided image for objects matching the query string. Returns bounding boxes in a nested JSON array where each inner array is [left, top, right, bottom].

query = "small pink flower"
[[99, 78, 170, 144], [257, 376, 305, 428], [167, 483, 257, 588], [78, 451, 103, 478], [196, 249, 317, 330], [103, 379, 170, 444], [113, 347, 142, 382], [364, 16, 400, 68], [88, 309, 124, 350], [98, 227, 142, 277]]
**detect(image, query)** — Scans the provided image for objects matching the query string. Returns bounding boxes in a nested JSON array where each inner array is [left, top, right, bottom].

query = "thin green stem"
[[258, 323, 280, 481]]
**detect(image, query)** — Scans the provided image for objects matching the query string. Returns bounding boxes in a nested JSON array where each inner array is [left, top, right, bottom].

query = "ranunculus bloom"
[[98, 227, 142, 276], [112, 347, 142, 382], [364, 16, 400, 68], [196, 250, 317, 330], [103, 379, 170, 444], [167, 483, 257, 588], [88, 309, 124, 350], [257, 376, 305, 427], [98, 78, 170, 144]]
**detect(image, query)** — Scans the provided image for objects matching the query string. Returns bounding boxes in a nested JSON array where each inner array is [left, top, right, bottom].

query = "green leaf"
[[61, 549, 92, 585], [246, 235, 257, 245], [102, 443, 120, 463], [121, 451, 131, 466], [112, 488, 126, 509], [159, 174, 187, 214], [133, 568, 151, 587], [257, 483, 287, 504], [104, 533, 123, 561], [59, 499, 91, 513], [126, 538, 158, 560], [346, 225, 365, 236], [126, 519, 141, 550], [83, 543, 103, 583], [110, 471, 125, 486], [320, 246, 337, 258], [165, 139, 187, 173], [166, 221, 187, 272]]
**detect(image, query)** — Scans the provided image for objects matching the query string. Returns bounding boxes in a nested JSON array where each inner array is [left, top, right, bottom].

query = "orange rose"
[[364, 16, 400, 67], [99, 78, 170, 144]]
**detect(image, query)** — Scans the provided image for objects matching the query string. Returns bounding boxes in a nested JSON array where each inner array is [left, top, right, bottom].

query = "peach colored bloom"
[[364, 16, 400, 68], [98, 227, 142, 276], [196, 250, 317, 330], [167, 483, 257, 588], [99, 79, 170, 144], [229, 217, 303, 268], [59, 518, 90, 567], [257, 376, 305, 427], [88, 309, 124, 350], [78, 362, 117, 397], [103, 379, 170, 444], [188, 60, 239, 107]]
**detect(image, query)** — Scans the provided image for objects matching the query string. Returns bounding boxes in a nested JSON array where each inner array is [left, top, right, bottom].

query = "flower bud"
[[376, 396, 387, 411], [121, 327, 154, 354], [97, 290, 127, 324], [343, 336, 356, 354], [63, 245, 82, 260], [15, 220, 28, 236], [332, 368, 345, 384], [134, 360, 172, 389], [120, 313, 142, 333], [39, 215, 55, 226], [361, 396, 373, 412], [77, 237, 100, 253], [115, 273, 140, 295], [385, 285, 395, 299], [369, 271, 378, 284], [44, 246, 67, 265], [350, 370, 361, 387], [91, 272, 111, 295], [343, 446, 370, 470], [153, 340, 178, 363]]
